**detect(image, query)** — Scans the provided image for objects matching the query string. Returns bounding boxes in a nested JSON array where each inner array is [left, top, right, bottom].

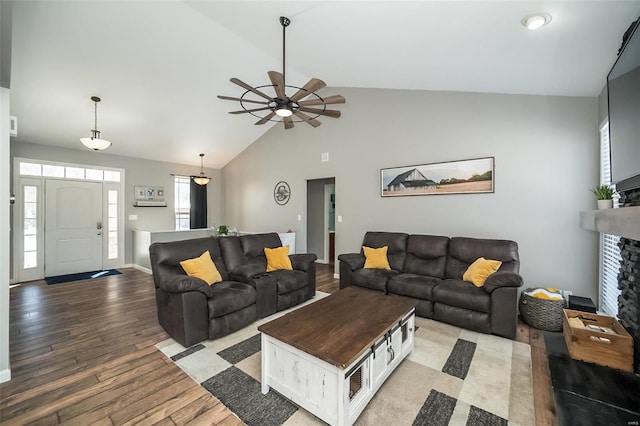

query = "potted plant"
[[217, 225, 229, 236], [590, 185, 615, 209]]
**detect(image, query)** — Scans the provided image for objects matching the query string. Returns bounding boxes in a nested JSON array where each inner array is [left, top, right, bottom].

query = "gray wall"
[[222, 87, 601, 301], [10, 141, 222, 267]]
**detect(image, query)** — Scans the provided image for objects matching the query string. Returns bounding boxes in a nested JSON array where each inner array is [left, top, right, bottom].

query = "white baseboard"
[[0, 369, 11, 384], [131, 264, 152, 274], [334, 273, 339, 279]]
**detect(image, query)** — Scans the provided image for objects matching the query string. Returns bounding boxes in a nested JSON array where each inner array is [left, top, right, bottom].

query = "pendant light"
[[193, 153, 211, 186], [80, 96, 112, 151]]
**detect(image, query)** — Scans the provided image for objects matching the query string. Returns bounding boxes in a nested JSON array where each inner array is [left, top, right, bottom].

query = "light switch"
[[321, 152, 329, 162], [297, 214, 302, 221], [129, 215, 138, 221], [337, 215, 342, 223]]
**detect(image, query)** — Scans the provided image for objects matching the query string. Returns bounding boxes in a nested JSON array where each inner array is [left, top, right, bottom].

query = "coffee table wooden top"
[[258, 287, 416, 369]]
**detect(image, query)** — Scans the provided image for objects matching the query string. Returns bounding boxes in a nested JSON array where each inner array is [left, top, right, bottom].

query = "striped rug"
[[156, 295, 534, 426]]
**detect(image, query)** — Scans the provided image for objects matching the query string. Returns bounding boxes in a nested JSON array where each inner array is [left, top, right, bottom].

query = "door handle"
[[97, 221, 102, 230]]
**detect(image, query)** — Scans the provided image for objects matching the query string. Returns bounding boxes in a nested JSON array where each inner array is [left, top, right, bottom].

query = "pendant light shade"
[[80, 96, 112, 151], [193, 153, 211, 185]]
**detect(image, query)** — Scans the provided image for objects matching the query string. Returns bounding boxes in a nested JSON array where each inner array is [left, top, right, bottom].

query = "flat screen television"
[[607, 17, 640, 191]]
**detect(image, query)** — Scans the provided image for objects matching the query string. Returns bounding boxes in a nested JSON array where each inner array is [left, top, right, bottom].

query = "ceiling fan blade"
[[297, 95, 346, 107], [255, 112, 276, 125], [217, 95, 269, 105], [298, 107, 341, 118], [229, 107, 271, 115], [290, 78, 327, 102], [230, 78, 274, 101], [284, 116, 294, 130], [268, 71, 286, 99], [294, 111, 322, 128]]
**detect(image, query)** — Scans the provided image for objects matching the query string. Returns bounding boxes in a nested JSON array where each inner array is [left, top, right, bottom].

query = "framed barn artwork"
[[381, 157, 495, 197]]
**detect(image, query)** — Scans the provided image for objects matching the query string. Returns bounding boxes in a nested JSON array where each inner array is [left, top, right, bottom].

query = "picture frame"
[[134, 186, 165, 200], [381, 157, 494, 197], [134, 186, 147, 200]]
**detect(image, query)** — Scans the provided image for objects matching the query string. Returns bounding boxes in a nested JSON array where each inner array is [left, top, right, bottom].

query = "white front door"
[[45, 180, 103, 276]]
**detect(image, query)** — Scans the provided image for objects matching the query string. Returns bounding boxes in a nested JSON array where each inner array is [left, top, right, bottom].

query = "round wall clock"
[[274, 181, 291, 205]]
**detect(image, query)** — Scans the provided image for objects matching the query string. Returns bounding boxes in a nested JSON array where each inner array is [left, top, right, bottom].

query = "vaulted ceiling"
[[8, 1, 640, 168]]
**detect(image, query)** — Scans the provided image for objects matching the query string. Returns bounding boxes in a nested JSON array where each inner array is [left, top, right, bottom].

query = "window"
[[19, 161, 121, 183], [599, 121, 621, 317], [23, 185, 38, 269], [175, 176, 190, 230], [108, 190, 118, 259]]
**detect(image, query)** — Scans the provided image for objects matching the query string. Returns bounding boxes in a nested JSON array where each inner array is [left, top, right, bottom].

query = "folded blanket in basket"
[[524, 287, 563, 301]]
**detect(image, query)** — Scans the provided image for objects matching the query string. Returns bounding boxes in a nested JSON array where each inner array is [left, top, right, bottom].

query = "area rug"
[[45, 269, 122, 285], [156, 294, 534, 426]]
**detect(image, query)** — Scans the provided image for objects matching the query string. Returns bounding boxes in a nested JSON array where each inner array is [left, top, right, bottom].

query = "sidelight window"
[[108, 190, 118, 259], [23, 185, 38, 269]]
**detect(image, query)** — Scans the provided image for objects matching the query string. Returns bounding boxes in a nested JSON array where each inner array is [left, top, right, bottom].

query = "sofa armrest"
[[159, 275, 214, 298], [290, 253, 318, 271], [338, 253, 365, 271], [230, 263, 266, 282], [483, 272, 523, 293]]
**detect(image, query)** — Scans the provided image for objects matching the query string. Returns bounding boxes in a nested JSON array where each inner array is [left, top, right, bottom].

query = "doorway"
[[45, 180, 103, 276], [306, 177, 335, 264]]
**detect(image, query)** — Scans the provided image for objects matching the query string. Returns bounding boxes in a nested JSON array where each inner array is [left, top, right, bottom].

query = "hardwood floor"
[[0, 263, 556, 425]]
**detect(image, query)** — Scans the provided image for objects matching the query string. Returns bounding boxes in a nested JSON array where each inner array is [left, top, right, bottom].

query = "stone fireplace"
[[617, 186, 640, 373]]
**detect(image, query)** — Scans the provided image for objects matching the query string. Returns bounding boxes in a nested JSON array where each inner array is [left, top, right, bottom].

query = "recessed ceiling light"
[[521, 13, 552, 30]]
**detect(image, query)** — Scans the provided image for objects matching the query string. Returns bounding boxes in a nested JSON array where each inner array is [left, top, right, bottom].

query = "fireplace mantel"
[[579, 206, 640, 240]]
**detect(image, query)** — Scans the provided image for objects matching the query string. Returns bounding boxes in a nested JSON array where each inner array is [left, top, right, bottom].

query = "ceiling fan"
[[217, 16, 345, 130]]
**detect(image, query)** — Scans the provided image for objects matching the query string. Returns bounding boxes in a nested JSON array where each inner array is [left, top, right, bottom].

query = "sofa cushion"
[[270, 270, 308, 295], [445, 237, 519, 279], [432, 279, 491, 313], [361, 232, 408, 272], [387, 273, 440, 300], [180, 250, 223, 285], [404, 235, 449, 278], [150, 237, 230, 288], [363, 246, 391, 269], [265, 246, 293, 272], [207, 281, 257, 318], [463, 257, 502, 287], [351, 268, 398, 292]]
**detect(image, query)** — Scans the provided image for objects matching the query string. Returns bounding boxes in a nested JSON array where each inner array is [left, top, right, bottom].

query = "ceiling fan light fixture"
[[275, 107, 293, 117], [80, 96, 112, 151], [521, 13, 552, 30], [193, 153, 211, 186]]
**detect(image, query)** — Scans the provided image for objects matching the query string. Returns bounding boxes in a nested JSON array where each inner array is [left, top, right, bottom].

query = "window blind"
[[599, 121, 621, 316]]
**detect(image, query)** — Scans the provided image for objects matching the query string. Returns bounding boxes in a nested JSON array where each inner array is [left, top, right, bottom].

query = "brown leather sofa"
[[338, 231, 523, 339], [150, 233, 317, 347]]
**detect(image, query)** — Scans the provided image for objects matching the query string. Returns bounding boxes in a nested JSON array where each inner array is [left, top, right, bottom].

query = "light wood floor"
[[0, 264, 556, 425]]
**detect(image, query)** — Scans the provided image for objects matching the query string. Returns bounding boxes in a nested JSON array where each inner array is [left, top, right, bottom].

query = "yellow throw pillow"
[[363, 246, 391, 270], [265, 246, 293, 272], [179, 251, 222, 285], [463, 257, 502, 287]]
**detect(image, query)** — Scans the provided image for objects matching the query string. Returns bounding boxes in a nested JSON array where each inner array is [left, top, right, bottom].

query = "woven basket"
[[519, 292, 565, 331]]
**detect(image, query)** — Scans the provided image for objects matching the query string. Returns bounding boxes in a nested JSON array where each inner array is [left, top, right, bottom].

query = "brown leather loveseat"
[[338, 231, 523, 339], [150, 232, 317, 347]]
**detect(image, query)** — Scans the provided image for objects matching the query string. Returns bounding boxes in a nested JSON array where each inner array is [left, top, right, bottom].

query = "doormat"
[[45, 269, 122, 285], [156, 297, 534, 426]]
